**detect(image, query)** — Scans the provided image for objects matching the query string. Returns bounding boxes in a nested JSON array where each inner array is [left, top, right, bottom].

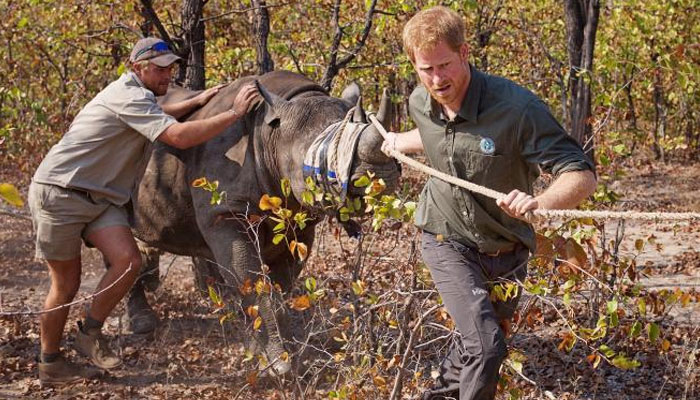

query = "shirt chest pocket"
[[452, 134, 512, 192]]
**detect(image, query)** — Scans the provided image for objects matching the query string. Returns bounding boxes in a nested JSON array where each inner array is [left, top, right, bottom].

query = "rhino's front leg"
[[202, 221, 292, 377], [191, 256, 225, 294]]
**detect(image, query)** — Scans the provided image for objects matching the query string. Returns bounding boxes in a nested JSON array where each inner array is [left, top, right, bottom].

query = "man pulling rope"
[[381, 7, 598, 400]]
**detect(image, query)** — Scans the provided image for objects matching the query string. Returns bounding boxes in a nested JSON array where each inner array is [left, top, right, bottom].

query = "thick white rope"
[[368, 114, 700, 222]]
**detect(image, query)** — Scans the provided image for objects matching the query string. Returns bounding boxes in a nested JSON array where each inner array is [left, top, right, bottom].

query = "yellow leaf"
[[661, 339, 671, 352], [0, 183, 23, 207], [289, 240, 297, 255], [373, 375, 387, 387], [436, 234, 444, 242], [296, 242, 308, 260], [279, 351, 289, 362], [253, 316, 262, 330], [255, 279, 271, 295], [191, 177, 207, 187], [259, 194, 282, 211], [246, 305, 259, 318], [290, 295, 311, 311], [680, 293, 691, 307]]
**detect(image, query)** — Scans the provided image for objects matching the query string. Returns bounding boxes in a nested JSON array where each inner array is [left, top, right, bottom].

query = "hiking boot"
[[74, 324, 122, 369], [38, 356, 101, 386]]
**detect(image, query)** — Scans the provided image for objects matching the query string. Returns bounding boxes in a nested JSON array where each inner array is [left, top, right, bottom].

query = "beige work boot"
[[38, 356, 100, 386], [74, 323, 122, 369]]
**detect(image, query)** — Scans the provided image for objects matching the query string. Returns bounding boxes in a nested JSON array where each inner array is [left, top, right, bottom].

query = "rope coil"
[[368, 114, 700, 222]]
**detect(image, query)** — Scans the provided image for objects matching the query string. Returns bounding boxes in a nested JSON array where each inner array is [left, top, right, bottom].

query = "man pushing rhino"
[[28, 37, 258, 385]]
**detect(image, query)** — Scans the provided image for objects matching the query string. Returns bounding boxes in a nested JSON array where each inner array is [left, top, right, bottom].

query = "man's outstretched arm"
[[162, 84, 227, 119], [497, 169, 597, 220], [381, 128, 424, 155]]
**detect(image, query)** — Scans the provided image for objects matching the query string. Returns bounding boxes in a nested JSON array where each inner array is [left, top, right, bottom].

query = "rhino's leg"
[[104, 242, 161, 334], [267, 229, 313, 292], [203, 226, 291, 377], [191, 256, 225, 294]]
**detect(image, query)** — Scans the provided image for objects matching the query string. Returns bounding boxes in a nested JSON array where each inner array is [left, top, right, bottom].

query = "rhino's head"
[[254, 76, 400, 204], [344, 86, 401, 197]]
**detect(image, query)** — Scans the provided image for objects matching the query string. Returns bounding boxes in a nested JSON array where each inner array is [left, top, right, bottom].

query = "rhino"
[[119, 70, 399, 375]]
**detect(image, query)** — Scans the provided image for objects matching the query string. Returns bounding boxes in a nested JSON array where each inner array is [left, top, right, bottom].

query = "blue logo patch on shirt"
[[480, 138, 496, 155]]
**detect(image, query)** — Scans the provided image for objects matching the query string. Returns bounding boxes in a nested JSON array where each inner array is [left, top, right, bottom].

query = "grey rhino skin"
[[126, 70, 398, 375]]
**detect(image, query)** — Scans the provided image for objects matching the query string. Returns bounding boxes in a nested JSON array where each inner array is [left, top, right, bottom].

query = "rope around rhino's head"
[[254, 78, 400, 203]]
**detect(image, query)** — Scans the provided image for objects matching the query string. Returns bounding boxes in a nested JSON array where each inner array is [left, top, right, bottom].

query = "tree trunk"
[[564, 0, 600, 154], [180, 0, 206, 90], [651, 51, 666, 162], [623, 64, 640, 155], [252, 0, 275, 74]]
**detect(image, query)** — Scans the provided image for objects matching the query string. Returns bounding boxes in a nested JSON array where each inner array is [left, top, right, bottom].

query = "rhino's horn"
[[352, 95, 367, 123], [255, 80, 289, 108], [341, 82, 361, 107], [375, 88, 392, 130]]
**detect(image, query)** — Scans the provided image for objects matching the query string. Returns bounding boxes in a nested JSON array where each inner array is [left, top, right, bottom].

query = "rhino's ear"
[[255, 80, 288, 125], [352, 95, 367, 123], [341, 82, 361, 107]]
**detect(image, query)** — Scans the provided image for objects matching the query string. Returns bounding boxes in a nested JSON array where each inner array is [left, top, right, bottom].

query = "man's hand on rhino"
[[195, 84, 227, 107], [230, 83, 259, 119], [496, 189, 539, 221]]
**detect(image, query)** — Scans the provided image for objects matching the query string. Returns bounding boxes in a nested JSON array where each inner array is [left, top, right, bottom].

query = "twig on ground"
[[0, 206, 31, 221], [0, 264, 133, 316]]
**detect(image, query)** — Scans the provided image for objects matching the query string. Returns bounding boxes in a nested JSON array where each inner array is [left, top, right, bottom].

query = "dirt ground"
[[1, 159, 698, 399]]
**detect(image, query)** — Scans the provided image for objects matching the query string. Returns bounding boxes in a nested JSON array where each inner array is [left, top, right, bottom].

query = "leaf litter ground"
[[1, 159, 698, 399]]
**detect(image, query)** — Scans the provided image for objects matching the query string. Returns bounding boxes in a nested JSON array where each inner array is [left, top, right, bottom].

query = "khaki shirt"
[[34, 71, 176, 206], [411, 67, 594, 253]]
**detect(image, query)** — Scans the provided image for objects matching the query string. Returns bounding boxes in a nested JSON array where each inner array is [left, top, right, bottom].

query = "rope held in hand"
[[368, 114, 700, 222]]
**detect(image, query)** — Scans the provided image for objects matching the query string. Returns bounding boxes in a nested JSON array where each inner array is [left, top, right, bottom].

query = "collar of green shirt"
[[422, 64, 485, 123]]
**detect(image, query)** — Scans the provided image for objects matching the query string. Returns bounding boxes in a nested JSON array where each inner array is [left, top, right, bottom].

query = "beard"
[[152, 83, 169, 96]]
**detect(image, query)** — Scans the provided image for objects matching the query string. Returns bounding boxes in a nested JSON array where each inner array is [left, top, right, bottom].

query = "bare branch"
[[321, 0, 379, 91], [139, 0, 176, 48], [200, 2, 291, 23], [0, 264, 133, 316], [0, 206, 30, 221]]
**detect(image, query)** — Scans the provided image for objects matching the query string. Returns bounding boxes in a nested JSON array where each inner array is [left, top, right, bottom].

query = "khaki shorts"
[[28, 182, 129, 260]]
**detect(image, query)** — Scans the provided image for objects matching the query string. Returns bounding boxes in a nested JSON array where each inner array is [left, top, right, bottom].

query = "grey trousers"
[[421, 231, 529, 400]]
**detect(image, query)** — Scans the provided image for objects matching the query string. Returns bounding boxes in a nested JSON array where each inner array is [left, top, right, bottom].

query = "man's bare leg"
[[38, 257, 101, 385], [84, 225, 142, 322], [72, 225, 141, 369], [40, 258, 81, 355]]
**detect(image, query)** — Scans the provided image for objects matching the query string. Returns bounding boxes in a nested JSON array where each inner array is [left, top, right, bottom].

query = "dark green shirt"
[[411, 67, 594, 253]]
